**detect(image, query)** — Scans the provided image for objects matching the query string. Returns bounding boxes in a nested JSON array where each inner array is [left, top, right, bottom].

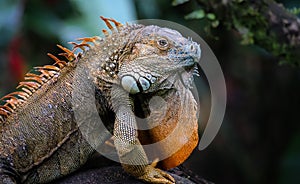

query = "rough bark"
[[53, 165, 213, 184], [51, 155, 212, 183]]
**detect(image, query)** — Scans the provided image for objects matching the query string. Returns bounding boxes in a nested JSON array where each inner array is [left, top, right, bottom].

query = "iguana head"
[[119, 24, 201, 94]]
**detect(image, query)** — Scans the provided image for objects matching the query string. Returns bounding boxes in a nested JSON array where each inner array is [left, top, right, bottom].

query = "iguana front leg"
[[112, 87, 175, 184]]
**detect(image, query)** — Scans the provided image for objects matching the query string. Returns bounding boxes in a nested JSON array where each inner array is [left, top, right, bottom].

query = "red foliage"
[[8, 36, 27, 82]]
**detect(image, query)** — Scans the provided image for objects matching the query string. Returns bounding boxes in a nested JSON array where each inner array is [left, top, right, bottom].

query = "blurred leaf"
[[172, 0, 189, 6], [211, 20, 220, 28], [288, 7, 300, 15], [0, 1, 22, 46], [184, 9, 205, 19], [206, 13, 216, 20]]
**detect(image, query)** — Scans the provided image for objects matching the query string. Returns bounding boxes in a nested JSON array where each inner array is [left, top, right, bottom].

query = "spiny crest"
[[100, 16, 123, 34], [0, 17, 122, 123]]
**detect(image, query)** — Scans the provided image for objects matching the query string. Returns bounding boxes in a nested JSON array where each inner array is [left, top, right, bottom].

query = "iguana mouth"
[[182, 56, 196, 68]]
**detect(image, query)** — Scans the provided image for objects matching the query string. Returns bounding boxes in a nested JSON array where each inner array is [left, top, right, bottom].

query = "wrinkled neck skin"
[[80, 25, 145, 89]]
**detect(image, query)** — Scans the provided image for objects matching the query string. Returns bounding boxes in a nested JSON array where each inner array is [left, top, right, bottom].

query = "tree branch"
[[192, 0, 300, 65], [54, 165, 213, 184]]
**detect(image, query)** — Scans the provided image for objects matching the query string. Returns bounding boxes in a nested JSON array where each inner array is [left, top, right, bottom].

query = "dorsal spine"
[[0, 17, 123, 123]]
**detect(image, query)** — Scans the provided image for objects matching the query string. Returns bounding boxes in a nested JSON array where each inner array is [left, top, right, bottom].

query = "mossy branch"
[[179, 0, 300, 66]]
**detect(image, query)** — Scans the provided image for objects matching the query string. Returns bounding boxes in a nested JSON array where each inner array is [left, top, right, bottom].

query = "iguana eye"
[[157, 38, 169, 50]]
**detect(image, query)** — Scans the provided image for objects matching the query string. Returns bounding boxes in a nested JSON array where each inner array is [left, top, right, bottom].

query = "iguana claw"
[[138, 166, 175, 184], [138, 159, 175, 184]]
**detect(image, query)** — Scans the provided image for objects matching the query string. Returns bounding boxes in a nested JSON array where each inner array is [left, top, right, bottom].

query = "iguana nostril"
[[190, 44, 194, 51]]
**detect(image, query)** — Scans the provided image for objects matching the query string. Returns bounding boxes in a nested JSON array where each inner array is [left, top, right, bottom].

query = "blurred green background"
[[0, 0, 299, 183]]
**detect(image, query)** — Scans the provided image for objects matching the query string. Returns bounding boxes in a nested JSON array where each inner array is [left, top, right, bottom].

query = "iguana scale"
[[0, 17, 201, 184]]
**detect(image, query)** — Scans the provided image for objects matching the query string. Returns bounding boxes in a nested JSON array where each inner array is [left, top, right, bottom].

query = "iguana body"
[[0, 17, 201, 184]]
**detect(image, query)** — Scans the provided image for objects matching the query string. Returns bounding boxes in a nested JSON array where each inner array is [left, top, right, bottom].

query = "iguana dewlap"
[[138, 79, 198, 170], [0, 17, 201, 184]]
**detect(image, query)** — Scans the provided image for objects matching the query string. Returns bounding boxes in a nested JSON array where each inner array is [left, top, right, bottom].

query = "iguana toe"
[[138, 165, 175, 184]]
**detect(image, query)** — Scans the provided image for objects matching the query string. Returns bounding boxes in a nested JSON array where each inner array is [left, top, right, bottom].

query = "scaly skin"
[[0, 17, 201, 183]]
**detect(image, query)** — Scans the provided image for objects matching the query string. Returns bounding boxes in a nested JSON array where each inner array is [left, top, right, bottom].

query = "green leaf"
[[288, 7, 300, 16], [211, 20, 219, 28], [184, 9, 205, 19], [172, 0, 190, 6], [206, 13, 216, 20]]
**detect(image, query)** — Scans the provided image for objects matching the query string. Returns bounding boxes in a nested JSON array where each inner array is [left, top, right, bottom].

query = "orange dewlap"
[[139, 86, 198, 170]]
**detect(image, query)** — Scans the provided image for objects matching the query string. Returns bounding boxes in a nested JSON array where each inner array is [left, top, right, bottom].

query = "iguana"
[[0, 17, 201, 184]]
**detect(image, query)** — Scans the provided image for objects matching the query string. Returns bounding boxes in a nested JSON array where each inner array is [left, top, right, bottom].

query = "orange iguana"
[[0, 17, 201, 184]]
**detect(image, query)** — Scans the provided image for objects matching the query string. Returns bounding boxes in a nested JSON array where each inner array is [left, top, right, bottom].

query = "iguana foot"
[[138, 160, 175, 184], [138, 166, 175, 184]]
